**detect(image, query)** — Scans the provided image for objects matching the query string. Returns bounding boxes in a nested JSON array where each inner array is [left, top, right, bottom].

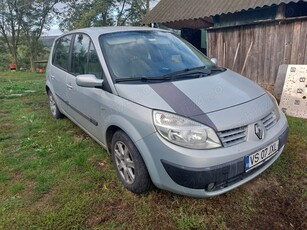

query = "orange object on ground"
[[9, 64, 16, 71]]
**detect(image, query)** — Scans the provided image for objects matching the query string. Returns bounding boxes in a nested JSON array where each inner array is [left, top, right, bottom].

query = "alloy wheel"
[[114, 141, 135, 184]]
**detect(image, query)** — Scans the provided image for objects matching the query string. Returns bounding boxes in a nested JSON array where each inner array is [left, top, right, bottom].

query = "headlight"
[[153, 111, 221, 149], [267, 91, 280, 121]]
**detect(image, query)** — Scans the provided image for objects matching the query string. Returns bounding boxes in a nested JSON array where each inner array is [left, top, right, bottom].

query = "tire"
[[111, 130, 152, 194], [48, 91, 63, 119]]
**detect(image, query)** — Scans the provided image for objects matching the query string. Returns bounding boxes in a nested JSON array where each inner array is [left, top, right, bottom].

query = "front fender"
[[103, 113, 155, 144], [99, 92, 155, 145]]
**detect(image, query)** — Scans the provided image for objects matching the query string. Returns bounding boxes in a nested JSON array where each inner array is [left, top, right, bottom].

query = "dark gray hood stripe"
[[150, 83, 217, 130]]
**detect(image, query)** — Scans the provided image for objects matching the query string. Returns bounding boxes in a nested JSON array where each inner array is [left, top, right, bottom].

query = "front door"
[[66, 33, 106, 142]]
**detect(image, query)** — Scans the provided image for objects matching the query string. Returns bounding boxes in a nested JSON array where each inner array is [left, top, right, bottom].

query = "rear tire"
[[48, 91, 63, 119], [111, 130, 152, 194]]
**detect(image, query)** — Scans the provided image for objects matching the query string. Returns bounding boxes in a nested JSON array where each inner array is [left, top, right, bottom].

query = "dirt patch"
[[73, 133, 88, 142], [86, 201, 131, 227], [95, 160, 109, 172], [296, 148, 307, 162], [65, 129, 89, 142], [250, 190, 306, 229], [244, 176, 281, 196], [23, 180, 37, 194], [224, 172, 306, 229], [1, 122, 12, 128], [0, 111, 9, 116]]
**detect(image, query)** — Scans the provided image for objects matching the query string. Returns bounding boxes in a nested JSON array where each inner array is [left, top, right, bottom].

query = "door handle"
[[66, 84, 73, 90], [50, 75, 55, 80]]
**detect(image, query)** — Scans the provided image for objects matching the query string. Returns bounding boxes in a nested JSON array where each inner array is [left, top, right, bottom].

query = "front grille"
[[261, 111, 277, 130], [218, 126, 247, 147], [217, 110, 277, 148]]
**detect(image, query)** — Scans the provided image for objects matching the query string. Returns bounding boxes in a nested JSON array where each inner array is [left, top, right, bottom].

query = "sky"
[[44, 0, 160, 36], [43, 3, 66, 36]]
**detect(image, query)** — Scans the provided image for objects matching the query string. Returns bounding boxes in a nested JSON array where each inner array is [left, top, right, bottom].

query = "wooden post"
[[223, 42, 226, 66], [241, 41, 254, 74], [232, 42, 240, 70], [276, 4, 285, 19]]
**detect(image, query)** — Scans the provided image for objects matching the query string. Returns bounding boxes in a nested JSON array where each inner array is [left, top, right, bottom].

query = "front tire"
[[48, 91, 63, 119], [111, 130, 152, 194]]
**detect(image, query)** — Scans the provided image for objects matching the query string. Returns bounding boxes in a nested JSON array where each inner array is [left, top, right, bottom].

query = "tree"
[[0, 0, 67, 70], [60, 0, 152, 30], [0, 0, 25, 67], [116, 0, 148, 26], [0, 0, 155, 70], [0, 37, 9, 70], [20, 0, 61, 70], [60, 0, 114, 30]]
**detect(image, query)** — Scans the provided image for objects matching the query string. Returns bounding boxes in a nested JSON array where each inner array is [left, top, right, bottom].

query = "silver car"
[[46, 27, 288, 197]]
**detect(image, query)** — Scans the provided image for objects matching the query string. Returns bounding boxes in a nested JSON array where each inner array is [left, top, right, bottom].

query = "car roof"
[[63, 26, 166, 37]]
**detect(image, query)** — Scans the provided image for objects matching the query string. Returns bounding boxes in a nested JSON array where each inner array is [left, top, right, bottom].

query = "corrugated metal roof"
[[143, 0, 306, 24]]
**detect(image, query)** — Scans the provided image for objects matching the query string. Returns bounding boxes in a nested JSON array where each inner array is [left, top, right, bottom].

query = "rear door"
[[50, 34, 73, 112]]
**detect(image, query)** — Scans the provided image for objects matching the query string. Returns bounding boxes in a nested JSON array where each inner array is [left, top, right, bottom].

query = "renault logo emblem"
[[254, 123, 265, 140]]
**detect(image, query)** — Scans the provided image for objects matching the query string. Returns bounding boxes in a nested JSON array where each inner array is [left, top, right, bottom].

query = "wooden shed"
[[143, 0, 307, 90]]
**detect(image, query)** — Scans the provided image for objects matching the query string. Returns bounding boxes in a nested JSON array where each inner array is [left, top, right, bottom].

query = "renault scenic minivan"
[[46, 27, 288, 197]]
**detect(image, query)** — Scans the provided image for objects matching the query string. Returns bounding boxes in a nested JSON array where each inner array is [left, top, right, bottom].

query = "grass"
[[0, 72, 306, 229]]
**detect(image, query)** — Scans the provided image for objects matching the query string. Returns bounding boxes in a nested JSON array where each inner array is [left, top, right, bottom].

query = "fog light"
[[206, 182, 215, 191]]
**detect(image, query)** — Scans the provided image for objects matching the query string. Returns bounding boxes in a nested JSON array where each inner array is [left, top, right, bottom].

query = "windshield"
[[99, 31, 215, 81]]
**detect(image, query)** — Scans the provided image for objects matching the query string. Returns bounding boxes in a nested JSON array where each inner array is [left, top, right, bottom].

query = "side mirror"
[[76, 74, 104, 88], [210, 58, 218, 65]]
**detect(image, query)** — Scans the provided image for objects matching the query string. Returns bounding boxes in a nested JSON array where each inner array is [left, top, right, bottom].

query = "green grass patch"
[[0, 72, 306, 229], [8, 182, 25, 194]]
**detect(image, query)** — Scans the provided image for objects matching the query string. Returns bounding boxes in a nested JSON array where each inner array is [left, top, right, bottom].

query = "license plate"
[[245, 140, 279, 171]]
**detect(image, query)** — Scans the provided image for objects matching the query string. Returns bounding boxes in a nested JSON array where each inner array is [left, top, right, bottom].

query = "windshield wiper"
[[162, 66, 212, 80], [209, 66, 227, 72], [115, 76, 171, 83], [114, 66, 226, 83]]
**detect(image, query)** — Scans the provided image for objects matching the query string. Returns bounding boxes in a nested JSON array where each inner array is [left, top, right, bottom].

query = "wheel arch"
[[104, 112, 154, 153], [46, 85, 50, 94], [105, 125, 122, 154]]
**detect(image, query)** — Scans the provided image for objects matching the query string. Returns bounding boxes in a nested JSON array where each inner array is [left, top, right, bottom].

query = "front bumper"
[[135, 112, 289, 197], [161, 127, 288, 192]]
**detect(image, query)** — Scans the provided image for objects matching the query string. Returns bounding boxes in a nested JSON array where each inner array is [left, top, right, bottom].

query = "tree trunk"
[[102, 12, 107, 26], [11, 48, 18, 70], [28, 38, 36, 72], [29, 53, 35, 72], [146, 0, 150, 15]]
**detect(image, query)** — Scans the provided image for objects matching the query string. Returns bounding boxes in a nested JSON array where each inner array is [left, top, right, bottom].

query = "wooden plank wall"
[[207, 18, 307, 90]]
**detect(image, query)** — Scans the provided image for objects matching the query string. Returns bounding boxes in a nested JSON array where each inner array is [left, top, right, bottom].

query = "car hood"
[[115, 69, 265, 116]]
